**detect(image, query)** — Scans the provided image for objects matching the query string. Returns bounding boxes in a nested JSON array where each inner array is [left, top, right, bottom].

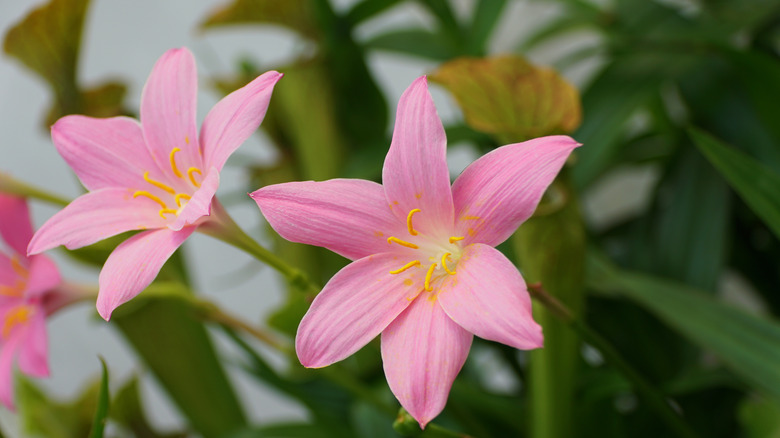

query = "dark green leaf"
[[690, 128, 780, 240], [364, 29, 457, 61], [87, 359, 109, 438], [466, 0, 507, 56], [200, 0, 319, 39]]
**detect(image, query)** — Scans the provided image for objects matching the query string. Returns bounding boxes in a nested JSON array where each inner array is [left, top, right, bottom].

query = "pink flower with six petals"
[[0, 194, 63, 409], [251, 76, 580, 427], [28, 48, 281, 320]]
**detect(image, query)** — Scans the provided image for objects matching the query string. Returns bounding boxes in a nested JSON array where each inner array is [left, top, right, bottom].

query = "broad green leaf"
[[430, 55, 581, 144], [18, 374, 101, 438], [3, 0, 127, 126], [200, 0, 319, 39], [739, 397, 780, 438], [466, 0, 507, 56], [111, 376, 183, 438], [87, 359, 109, 438], [113, 292, 247, 438], [589, 254, 780, 401], [512, 174, 586, 438], [690, 128, 780, 240], [345, 0, 405, 26], [230, 423, 338, 438], [363, 29, 457, 61]]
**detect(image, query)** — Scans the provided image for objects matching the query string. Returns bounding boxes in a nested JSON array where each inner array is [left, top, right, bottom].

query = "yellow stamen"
[[441, 253, 456, 275], [187, 167, 202, 187], [424, 263, 437, 291], [143, 171, 176, 194], [2, 305, 31, 338], [0, 281, 24, 297], [10, 256, 27, 278], [387, 236, 419, 249], [390, 260, 421, 275], [449, 236, 464, 244], [169, 148, 183, 178], [406, 208, 421, 236], [159, 209, 178, 219], [174, 193, 191, 207], [134, 191, 167, 209]]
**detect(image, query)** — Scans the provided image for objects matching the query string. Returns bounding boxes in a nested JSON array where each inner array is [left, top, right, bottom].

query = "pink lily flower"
[[251, 76, 580, 427], [0, 194, 63, 409], [28, 48, 281, 320]]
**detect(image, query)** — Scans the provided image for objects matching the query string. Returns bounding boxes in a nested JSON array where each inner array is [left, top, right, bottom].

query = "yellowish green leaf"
[[201, 0, 319, 39], [430, 55, 581, 143]]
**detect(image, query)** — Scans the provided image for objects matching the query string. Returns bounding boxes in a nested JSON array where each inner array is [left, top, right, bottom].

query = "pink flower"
[[251, 76, 580, 427], [0, 194, 62, 409], [28, 48, 281, 320]]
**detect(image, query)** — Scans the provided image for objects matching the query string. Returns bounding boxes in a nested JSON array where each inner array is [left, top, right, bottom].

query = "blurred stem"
[[528, 283, 701, 438], [319, 366, 396, 416], [194, 299, 289, 352], [199, 198, 320, 295], [0, 173, 70, 206]]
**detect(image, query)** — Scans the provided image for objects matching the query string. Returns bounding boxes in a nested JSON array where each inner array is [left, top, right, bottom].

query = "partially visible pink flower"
[[251, 76, 580, 427], [0, 194, 62, 410], [28, 48, 282, 320]]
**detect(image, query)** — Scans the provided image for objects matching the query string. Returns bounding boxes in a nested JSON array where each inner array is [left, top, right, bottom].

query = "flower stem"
[[0, 173, 70, 206], [194, 299, 289, 352], [527, 283, 700, 438], [199, 198, 320, 295]]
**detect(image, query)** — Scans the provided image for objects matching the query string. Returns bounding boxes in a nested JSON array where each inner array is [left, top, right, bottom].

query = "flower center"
[[2, 304, 33, 338], [386, 209, 464, 291], [132, 144, 204, 219], [0, 255, 28, 298]]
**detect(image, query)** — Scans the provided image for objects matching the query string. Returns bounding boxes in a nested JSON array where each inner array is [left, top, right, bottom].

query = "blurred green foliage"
[[4, 0, 780, 437]]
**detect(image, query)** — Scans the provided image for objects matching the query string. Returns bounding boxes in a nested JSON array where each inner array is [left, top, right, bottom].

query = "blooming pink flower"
[[0, 194, 62, 409], [28, 48, 281, 320], [251, 76, 580, 427]]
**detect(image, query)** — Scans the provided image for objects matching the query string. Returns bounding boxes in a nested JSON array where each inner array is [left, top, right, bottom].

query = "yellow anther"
[[174, 193, 191, 207], [441, 253, 456, 275], [424, 263, 437, 291], [10, 255, 27, 278], [390, 260, 421, 275], [387, 236, 419, 249], [0, 280, 24, 297], [133, 191, 167, 209], [406, 208, 421, 236], [2, 305, 31, 338], [143, 171, 175, 194], [184, 136, 190, 145], [159, 209, 178, 219], [187, 167, 202, 187], [449, 236, 464, 244], [169, 148, 183, 178]]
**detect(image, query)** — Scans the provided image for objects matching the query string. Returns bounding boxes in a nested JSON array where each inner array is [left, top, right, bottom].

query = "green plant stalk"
[[198, 198, 320, 295], [0, 173, 70, 206], [528, 283, 701, 438]]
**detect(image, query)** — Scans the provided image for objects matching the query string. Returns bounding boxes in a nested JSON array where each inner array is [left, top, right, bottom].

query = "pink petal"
[[381, 295, 472, 428], [16, 309, 48, 378], [451, 135, 580, 247], [0, 195, 32, 256], [97, 227, 195, 320], [28, 188, 166, 254], [382, 77, 454, 236], [24, 255, 61, 299], [0, 253, 16, 286], [51, 115, 159, 191], [201, 71, 282, 171], [169, 167, 219, 232], [252, 179, 406, 261], [0, 334, 21, 410], [296, 252, 423, 368], [140, 48, 202, 180], [438, 244, 543, 350]]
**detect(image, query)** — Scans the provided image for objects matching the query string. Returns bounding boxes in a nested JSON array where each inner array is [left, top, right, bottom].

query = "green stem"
[[0, 173, 70, 206], [528, 283, 700, 438], [194, 299, 289, 352], [198, 199, 320, 295]]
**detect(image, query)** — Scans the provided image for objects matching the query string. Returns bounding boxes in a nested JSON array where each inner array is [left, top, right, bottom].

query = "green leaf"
[[589, 254, 780, 401], [430, 55, 581, 144], [363, 28, 457, 61], [18, 374, 101, 438], [690, 128, 780, 240], [111, 376, 179, 437], [200, 0, 319, 40], [345, 0, 406, 26], [739, 397, 780, 438], [230, 423, 338, 438], [113, 291, 247, 438], [466, 0, 507, 56], [88, 359, 109, 438]]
